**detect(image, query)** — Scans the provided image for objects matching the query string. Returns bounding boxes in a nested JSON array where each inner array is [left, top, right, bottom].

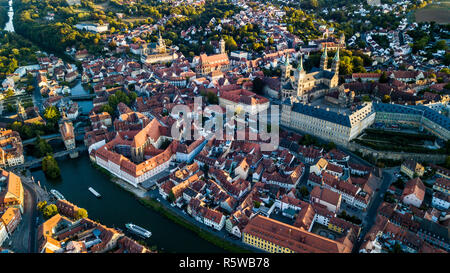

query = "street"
[[146, 189, 264, 253], [352, 167, 398, 252], [5, 182, 37, 253], [4, 172, 51, 253]]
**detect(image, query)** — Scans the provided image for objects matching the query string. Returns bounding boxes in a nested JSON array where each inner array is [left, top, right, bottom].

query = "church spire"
[[297, 54, 304, 72], [332, 47, 339, 74], [320, 44, 328, 70]]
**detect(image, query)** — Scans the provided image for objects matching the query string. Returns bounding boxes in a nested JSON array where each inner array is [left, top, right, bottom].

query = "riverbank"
[[90, 159, 252, 253], [138, 197, 252, 254]]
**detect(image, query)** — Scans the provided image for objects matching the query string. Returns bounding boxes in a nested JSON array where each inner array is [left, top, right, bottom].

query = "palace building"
[[242, 215, 353, 253], [281, 101, 375, 144]]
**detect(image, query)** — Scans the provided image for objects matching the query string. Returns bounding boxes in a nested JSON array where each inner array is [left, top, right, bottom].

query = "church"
[[280, 45, 340, 103], [193, 38, 230, 77], [140, 32, 178, 64]]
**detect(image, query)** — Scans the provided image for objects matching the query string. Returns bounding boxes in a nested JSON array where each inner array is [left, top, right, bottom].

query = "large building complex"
[[280, 47, 340, 102], [281, 101, 375, 144], [242, 215, 353, 253], [94, 119, 176, 187], [140, 32, 178, 64], [372, 103, 450, 141]]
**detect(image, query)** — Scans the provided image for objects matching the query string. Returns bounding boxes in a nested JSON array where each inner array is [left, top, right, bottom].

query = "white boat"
[[125, 223, 152, 238], [50, 189, 65, 200], [88, 187, 101, 198]]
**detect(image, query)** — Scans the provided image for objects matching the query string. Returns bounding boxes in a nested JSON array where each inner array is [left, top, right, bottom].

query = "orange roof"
[[0, 207, 19, 226], [132, 118, 163, 148], [243, 215, 352, 253], [311, 186, 341, 207], [402, 177, 425, 201], [0, 170, 24, 206]]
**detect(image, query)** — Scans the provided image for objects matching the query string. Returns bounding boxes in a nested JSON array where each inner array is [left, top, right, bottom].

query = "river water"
[[71, 81, 93, 114], [31, 153, 224, 253], [4, 0, 14, 32], [8, 0, 221, 253]]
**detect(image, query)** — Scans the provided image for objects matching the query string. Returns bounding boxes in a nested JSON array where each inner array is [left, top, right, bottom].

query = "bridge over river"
[[9, 146, 87, 170], [69, 94, 96, 100]]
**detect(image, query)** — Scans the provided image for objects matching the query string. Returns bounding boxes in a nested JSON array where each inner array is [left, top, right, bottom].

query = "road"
[[6, 180, 38, 252], [352, 167, 398, 252], [146, 189, 264, 253]]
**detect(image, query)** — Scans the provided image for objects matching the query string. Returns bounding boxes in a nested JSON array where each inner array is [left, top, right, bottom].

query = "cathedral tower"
[[296, 55, 306, 98], [281, 54, 291, 82], [320, 44, 328, 71], [219, 37, 226, 54], [332, 48, 340, 75]]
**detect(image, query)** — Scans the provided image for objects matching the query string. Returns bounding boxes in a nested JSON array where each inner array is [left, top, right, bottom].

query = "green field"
[[415, 0, 450, 24]]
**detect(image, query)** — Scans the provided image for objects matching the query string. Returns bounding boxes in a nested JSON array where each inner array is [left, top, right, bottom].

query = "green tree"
[[379, 72, 389, 83], [76, 208, 88, 219], [42, 204, 58, 219], [44, 106, 61, 123], [37, 200, 47, 211], [42, 155, 61, 179], [33, 136, 53, 158], [299, 186, 309, 197], [252, 77, 265, 95], [168, 190, 176, 203]]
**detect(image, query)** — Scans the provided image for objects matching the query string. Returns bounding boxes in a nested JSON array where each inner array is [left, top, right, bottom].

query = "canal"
[[31, 153, 224, 253]]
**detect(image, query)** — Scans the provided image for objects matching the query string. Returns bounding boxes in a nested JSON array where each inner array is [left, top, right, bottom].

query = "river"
[[71, 81, 93, 114], [31, 153, 224, 253], [4, 0, 14, 32]]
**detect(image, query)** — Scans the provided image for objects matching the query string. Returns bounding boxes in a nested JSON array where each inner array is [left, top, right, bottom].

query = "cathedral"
[[280, 46, 340, 103]]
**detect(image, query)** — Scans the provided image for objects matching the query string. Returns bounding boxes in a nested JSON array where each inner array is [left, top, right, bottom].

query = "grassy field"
[[415, 0, 450, 24]]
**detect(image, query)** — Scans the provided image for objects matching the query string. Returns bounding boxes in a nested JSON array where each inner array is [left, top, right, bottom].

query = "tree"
[[42, 155, 61, 179], [445, 156, 450, 169], [33, 136, 53, 158], [37, 201, 47, 211], [76, 208, 88, 219], [390, 243, 404, 253], [339, 56, 354, 75], [168, 190, 176, 203], [100, 104, 114, 116], [42, 204, 58, 219], [206, 92, 219, 105], [252, 77, 265, 95], [379, 72, 389, 83], [6, 103, 16, 113], [44, 106, 61, 123], [327, 142, 337, 151], [299, 186, 309, 197]]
